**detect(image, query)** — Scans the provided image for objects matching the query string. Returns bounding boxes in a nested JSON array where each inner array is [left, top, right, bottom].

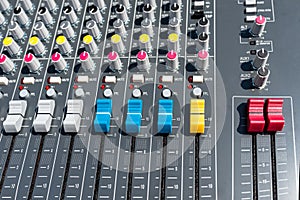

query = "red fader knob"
[[265, 99, 285, 132], [247, 98, 265, 133]]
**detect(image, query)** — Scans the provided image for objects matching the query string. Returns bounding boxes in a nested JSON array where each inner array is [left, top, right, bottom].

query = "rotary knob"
[[45, 0, 57, 12], [56, 35, 72, 55], [89, 5, 103, 24], [253, 48, 269, 69], [39, 7, 54, 26], [116, 4, 129, 23], [0, 12, 6, 26], [253, 67, 270, 89], [113, 19, 127, 36], [70, 0, 82, 11], [169, 17, 180, 34], [52, 52, 67, 71], [141, 18, 154, 37], [94, 0, 106, 10], [170, 3, 181, 20], [63, 6, 78, 24], [20, 0, 34, 13], [250, 15, 266, 37], [0, 0, 10, 12], [29, 36, 46, 55], [196, 16, 209, 34], [80, 51, 95, 71], [108, 51, 123, 71], [3, 37, 21, 56], [143, 4, 155, 22], [60, 21, 76, 40], [14, 6, 30, 27], [111, 34, 125, 53], [137, 50, 151, 71], [166, 50, 179, 71], [0, 54, 14, 73], [9, 21, 25, 40], [86, 20, 101, 40], [34, 21, 50, 40], [24, 53, 41, 72], [197, 32, 209, 51]]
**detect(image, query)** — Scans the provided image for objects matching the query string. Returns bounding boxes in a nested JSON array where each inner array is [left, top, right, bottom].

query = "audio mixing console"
[[0, 0, 299, 199]]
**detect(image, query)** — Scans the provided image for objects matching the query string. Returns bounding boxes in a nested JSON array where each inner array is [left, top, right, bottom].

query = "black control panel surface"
[[0, 0, 298, 199]]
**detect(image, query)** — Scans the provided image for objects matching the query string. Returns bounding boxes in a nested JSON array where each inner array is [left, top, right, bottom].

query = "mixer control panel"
[[0, 0, 299, 199]]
